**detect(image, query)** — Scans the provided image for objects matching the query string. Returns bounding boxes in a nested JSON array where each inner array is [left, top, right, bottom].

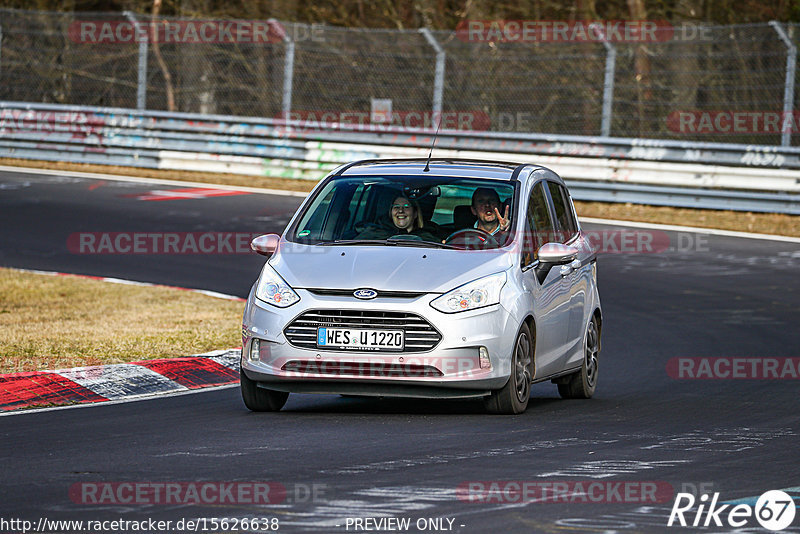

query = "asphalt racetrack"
[[1, 168, 799, 533]]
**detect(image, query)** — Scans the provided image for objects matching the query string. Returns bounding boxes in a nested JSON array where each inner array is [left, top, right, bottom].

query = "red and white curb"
[[0, 349, 241, 412], [1, 267, 246, 412]]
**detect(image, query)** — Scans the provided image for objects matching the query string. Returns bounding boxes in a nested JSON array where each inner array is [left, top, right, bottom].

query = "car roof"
[[334, 158, 548, 182]]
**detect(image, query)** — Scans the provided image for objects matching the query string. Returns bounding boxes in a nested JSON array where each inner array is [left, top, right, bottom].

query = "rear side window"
[[547, 181, 578, 242], [523, 182, 555, 263]]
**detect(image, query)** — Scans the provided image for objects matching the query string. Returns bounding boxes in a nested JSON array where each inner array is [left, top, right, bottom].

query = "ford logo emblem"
[[353, 289, 378, 300]]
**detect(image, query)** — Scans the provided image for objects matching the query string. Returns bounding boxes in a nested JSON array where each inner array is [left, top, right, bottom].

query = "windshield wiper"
[[386, 239, 457, 249], [316, 239, 456, 249], [317, 239, 397, 246]]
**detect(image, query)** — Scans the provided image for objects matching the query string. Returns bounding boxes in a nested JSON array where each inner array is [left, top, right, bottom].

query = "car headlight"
[[255, 263, 300, 307], [430, 272, 506, 313]]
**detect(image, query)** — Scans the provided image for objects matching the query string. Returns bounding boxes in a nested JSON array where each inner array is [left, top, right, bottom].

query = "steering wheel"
[[388, 233, 422, 241], [444, 228, 499, 248], [352, 220, 371, 233]]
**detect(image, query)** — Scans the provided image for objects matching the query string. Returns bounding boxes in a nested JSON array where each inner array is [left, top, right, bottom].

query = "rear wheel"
[[240, 368, 289, 411], [485, 323, 533, 414], [558, 316, 600, 399]]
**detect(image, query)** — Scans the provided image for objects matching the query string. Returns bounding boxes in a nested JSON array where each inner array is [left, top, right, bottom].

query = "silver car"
[[240, 159, 602, 414]]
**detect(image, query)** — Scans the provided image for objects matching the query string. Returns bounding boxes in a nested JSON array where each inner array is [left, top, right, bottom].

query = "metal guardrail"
[[1, 101, 799, 214]]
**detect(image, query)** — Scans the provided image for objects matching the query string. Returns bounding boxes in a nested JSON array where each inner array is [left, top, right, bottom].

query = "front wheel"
[[484, 323, 533, 414], [558, 315, 600, 399], [240, 368, 289, 411]]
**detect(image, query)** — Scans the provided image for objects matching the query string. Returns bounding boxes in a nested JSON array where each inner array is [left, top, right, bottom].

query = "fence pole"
[[123, 11, 148, 110], [420, 28, 445, 121], [0, 22, 3, 86], [270, 19, 294, 117], [770, 21, 796, 147], [591, 23, 616, 138]]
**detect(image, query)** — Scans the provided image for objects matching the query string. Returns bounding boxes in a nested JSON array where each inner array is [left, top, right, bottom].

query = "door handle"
[[559, 259, 582, 277]]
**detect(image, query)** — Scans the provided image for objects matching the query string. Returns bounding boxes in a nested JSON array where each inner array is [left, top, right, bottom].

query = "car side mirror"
[[537, 242, 578, 265], [535, 243, 579, 284], [251, 234, 280, 256]]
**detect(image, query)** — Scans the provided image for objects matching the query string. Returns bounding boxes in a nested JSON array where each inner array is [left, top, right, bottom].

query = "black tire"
[[558, 315, 600, 399], [484, 323, 533, 415], [240, 368, 289, 412]]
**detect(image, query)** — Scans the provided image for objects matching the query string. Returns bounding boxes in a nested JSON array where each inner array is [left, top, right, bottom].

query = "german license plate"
[[316, 327, 404, 351]]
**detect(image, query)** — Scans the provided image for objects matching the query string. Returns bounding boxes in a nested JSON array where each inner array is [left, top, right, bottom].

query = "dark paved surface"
[[1, 169, 799, 533]]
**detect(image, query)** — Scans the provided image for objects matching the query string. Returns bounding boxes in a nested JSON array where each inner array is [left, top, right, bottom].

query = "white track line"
[[0, 164, 308, 197], [9, 267, 245, 302], [580, 217, 800, 244]]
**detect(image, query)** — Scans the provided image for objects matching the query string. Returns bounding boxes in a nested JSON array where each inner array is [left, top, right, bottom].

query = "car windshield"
[[289, 176, 516, 250]]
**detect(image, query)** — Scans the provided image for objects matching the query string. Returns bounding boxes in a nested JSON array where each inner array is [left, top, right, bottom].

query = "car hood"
[[269, 242, 514, 294]]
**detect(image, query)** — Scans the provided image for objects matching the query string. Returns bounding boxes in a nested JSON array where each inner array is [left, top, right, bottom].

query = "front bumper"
[[241, 288, 519, 398]]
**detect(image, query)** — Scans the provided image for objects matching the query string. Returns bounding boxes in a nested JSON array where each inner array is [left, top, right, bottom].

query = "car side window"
[[295, 185, 336, 240], [547, 181, 578, 243], [523, 182, 555, 265]]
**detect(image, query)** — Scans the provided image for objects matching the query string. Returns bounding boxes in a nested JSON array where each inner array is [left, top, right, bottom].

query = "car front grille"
[[284, 309, 441, 353], [306, 288, 425, 299]]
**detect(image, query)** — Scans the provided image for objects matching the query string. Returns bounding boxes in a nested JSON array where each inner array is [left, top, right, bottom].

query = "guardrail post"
[[124, 11, 148, 110], [420, 28, 445, 122], [591, 23, 616, 138], [270, 19, 294, 117], [770, 21, 796, 147]]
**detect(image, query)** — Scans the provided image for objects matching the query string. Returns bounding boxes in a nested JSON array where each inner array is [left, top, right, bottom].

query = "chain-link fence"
[[1, 8, 799, 146]]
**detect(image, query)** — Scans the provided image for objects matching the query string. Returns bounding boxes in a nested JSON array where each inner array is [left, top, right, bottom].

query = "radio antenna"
[[423, 116, 442, 173]]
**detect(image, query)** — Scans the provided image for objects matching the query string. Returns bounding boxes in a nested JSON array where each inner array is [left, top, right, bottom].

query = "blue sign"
[[317, 328, 327, 345]]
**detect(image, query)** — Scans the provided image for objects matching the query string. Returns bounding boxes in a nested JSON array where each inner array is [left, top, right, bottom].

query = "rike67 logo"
[[668, 490, 796, 531]]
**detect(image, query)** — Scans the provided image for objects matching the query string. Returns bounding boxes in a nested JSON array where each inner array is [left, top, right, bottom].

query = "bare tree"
[[627, 0, 652, 135], [151, 0, 176, 111]]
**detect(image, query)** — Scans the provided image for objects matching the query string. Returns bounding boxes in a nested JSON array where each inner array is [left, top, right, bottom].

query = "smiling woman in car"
[[355, 195, 439, 242]]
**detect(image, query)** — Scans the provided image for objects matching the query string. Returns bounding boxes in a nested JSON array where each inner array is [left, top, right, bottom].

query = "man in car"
[[471, 187, 511, 236]]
